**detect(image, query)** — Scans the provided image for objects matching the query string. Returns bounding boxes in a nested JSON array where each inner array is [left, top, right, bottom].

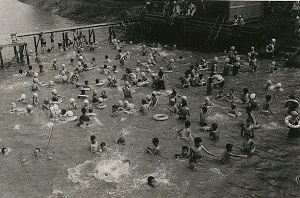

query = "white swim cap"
[[70, 98, 75, 102], [67, 111, 73, 117], [33, 93, 38, 97], [21, 94, 26, 99], [51, 89, 57, 94], [124, 100, 129, 105], [146, 95, 151, 100], [78, 61, 81, 66], [136, 68, 140, 73], [84, 99, 89, 104], [236, 57, 240, 61], [250, 93, 256, 99], [34, 72, 39, 77], [141, 72, 146, 76], [49, 81, 54, 86], [61, 71, 65, 76], [117, 100, 123, 106], [182, 96, 187, 100], [62, 64, 65, 67], [53, 104, 59, 111], [272, 38, 276, 43], [170, 58, 174, 63], [99, 98, 104, 103], [27, 105, 33, 109]]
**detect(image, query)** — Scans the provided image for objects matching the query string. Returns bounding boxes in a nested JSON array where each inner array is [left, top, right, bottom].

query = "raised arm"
[[202, 146, 218, 157]]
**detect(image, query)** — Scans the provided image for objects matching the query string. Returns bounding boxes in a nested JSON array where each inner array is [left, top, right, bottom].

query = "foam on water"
[[261, 122, 284, 130], [208, 113, 228, 123], [67, 160, 94, 188], [210, 168, 227, 178]]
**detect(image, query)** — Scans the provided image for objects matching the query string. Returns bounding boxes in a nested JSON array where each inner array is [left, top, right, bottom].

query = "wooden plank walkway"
[[17, 20, 136, 37], [0, 37, 26, 48]]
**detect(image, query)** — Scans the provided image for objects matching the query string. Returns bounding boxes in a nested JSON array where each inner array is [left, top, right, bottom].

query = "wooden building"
[[143, 0, 266, 46]]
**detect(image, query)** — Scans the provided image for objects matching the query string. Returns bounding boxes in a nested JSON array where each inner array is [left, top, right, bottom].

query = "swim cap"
[[170, 58, 174, 63], [182, 96, 187, 101], [33, 93, 38, 97], [79, 56, 83, 60], [124, 100, 129, 105], [266, 80, 272, 85], [272, 38, 276, 43], [275, 83, 282, 88], [99, 98, 104, 103], [146, 95, 151, 100], [236, 57, 240, 61], [250, 93, 256, 99], [213, 57, 218, 61], [51, 89, 57, 94], [11, 102, 16, 108], [125, 81, 130, 86], [62, 64, 65, 67], [33, 78, 39, 83], [49, 81, 54, 86], [152, 91, 157, 95], [225, 58, 230, 62], [34, 72, 39, 77], [21, 94, 26, 99], [170, 98, 175, 103], [70, 98, 75, 102], [53, 104, 59, 111], [27, 105, 33, 109], [67, 111, 73, 117], [141, 72, 146, 76], [78, 61, 81, 66], [272, 61, 276, 65], [291, 111, 298, 117], [136, 68, 140, 73], [117, 100, 123, 106], [53, 59, 57, 62], [84, 99, 89, 104], [61, 71, 65, 76]]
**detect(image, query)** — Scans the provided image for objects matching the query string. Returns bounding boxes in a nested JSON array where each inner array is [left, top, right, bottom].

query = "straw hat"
[[250, 93, 256, 100]]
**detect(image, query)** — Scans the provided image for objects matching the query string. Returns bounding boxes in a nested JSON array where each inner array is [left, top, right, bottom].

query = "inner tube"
[[86, 113, 97, 116], [153, 114, 169, 121], [97, 104, 107, 109], [285, 116, 300, 129], [81, 88, 91, 91], [77, 95, 89, 99], [51, 98, 63, 104], [137, 81, 149, 87]]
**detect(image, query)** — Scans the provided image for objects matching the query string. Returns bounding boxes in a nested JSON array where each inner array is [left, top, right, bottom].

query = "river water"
[[0, 1, 300, 198]]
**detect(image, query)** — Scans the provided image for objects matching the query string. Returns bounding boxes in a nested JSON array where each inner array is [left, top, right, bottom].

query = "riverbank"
[[18, 0, 144, 23]]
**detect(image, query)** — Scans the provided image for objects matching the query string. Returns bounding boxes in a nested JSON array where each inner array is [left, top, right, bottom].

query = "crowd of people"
[[2, 26, 300, 188]]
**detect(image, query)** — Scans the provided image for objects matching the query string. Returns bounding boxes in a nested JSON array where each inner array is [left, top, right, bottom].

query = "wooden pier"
[[16, 20, 136, 54]]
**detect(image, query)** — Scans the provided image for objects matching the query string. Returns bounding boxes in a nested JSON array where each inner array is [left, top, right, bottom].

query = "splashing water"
[[208, 113, 228, 123], [261, 122, 284, 130]]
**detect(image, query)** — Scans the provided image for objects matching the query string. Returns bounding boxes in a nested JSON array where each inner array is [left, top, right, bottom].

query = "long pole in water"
[[46, 118, 55, 151]]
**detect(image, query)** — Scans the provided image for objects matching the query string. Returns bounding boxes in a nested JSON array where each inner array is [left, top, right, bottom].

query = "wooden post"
[[13, 46, 19, 62], [62, 32, 65, 49], [92, 29, 95, 43], [112, 26, 116, 40], [88, 29, 91, 44], [34, 36, 38, 53], [109, 27, 112, 42], [0, 47, 3, 69], [19, 45, 24, 63], [25, 44, 30, 66]]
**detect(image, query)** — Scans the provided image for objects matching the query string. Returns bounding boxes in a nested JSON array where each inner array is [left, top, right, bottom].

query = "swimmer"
[[177, 120, 193, 140], [241, 88, 249, 104], [178, 100, 190, 120], [39, 65, 45, 74], [116, 137, 126, 145], [149, 91, 158, 109], [241, 120, 254, 138], [167, 98, 179, 114], [241, 135, 255, 155], [189, 137, 218, 170], [139, 99, 149, 115], [100, 142, 107, 152], [32, 93, 39, 106], [52, 59, 58, 70], [248, 93, 258, 110], [220, 143, 248, 164], [208, 123, 220, 140], [228, 103, 240, 117], [2, 147, 8, 156], [206, 77, 213, 95], [34, 148, 41, 157], [32, 78, 39, 91], [203, 97, 213, 107], [123, 100, 135, 111], [175, 146, 190, 159], [10, 102, 17, 112], [25, 65, 34, 77], [123, 81, 133, 102], [147, 138, 160, 155], [262, 95, 273, 114], [90, 135, 98, 153], [224, 89, 237, 103], [76, 108, 90, 127], [26, 105, 33, 114], [69, 98, 77, 110], [147, 176, 157, 187], [199, 107, 208, 128]]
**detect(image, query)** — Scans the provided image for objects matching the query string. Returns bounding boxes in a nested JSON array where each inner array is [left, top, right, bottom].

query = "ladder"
[[206, 14, 227, 45]]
